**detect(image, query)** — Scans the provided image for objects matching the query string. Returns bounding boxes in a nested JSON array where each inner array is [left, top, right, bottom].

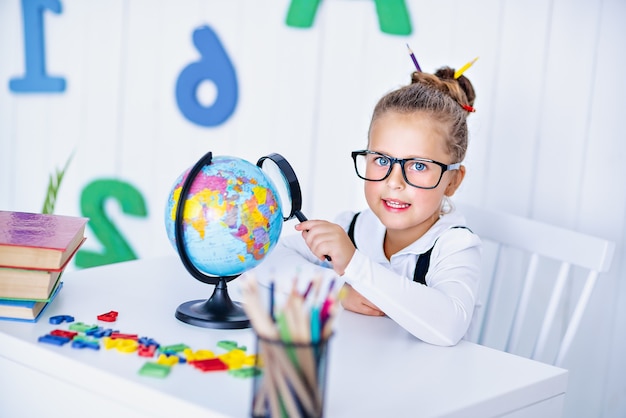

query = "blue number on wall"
[[175, 25, 238, 127], [9, 0, 66, 93]]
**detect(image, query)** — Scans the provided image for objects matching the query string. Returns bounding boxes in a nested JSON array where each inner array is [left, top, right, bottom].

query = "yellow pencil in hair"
[[454, 56, 479, 79]]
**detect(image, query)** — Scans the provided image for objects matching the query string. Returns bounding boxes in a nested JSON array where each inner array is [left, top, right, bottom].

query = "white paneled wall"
[[1, 1, 625, 416]]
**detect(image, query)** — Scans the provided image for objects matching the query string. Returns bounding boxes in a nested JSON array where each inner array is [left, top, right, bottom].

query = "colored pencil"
[[241, 273, 340, 418], [454, 56, 479, 79], [406, 43, 422, 72]]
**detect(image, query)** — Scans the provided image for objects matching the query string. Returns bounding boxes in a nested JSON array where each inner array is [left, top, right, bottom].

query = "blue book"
[[0, 281, 63, 322]]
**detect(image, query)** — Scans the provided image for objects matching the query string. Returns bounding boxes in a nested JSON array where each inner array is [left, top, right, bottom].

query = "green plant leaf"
[[42, 151, 74, 214]]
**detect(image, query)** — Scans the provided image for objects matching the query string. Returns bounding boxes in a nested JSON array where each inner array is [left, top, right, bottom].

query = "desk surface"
[[0, 256, 567, 417]]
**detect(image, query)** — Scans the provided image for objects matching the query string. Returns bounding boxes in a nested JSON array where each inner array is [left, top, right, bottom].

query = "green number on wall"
[[76, 179, 148, 268]]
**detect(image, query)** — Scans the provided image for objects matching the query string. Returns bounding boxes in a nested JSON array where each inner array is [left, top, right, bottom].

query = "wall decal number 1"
[[9, 0, 66, 93]]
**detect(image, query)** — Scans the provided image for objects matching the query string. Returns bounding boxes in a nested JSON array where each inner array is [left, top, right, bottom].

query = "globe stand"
[[173, 150, 251, 329], [175, 276, 250, 329]]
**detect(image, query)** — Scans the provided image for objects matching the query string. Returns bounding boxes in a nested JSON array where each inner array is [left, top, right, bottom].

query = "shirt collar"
[[356, 209, 466, 257]]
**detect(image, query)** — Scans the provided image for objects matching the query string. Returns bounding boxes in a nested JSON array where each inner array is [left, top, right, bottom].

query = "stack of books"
[[0, 210, 88, 322]]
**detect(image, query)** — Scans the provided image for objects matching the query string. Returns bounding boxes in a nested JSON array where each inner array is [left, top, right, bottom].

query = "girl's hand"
[[339, 284, 385, 316], [295, 219, 355, 275]]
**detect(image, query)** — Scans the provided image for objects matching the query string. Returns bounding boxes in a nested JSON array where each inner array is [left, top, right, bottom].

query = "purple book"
[[0, 211, 88, 271]]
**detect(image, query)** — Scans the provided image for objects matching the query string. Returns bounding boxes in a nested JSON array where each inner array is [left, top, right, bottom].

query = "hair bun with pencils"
[[410, 66, 477, 113]]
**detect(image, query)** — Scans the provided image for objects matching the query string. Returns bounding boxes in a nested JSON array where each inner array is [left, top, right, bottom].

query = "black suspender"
[[347, 212, 360, 245], [413, 247, 433, 285], [347, 212, 469, 286]]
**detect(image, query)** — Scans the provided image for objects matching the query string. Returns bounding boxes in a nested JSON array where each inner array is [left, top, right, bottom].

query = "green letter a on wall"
[[286, 0, 412, 36]]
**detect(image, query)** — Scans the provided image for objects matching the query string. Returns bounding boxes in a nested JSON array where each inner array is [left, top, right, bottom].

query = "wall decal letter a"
[[285, 0, 412, 36]]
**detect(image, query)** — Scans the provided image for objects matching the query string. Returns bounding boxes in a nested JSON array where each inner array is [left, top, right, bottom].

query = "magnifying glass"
[[257, 153, 331, 261], [256, 153, 307, 222]]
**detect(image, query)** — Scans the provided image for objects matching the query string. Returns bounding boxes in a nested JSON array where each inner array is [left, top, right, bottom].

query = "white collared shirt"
[[254, 207, 482, 346], [340, 208, 482, 346]]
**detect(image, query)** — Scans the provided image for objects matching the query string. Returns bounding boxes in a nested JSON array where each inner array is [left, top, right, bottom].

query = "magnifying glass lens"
[[257, 153, 331, 262], [257, 154, 303, 222], [258, 159, 293, 221]]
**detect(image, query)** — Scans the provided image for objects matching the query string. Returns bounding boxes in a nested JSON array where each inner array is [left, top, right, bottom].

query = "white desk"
[[0, 256, 567, 417]]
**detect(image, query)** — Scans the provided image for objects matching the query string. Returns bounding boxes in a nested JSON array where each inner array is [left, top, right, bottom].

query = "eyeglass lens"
[[354, 152, 444, 189]]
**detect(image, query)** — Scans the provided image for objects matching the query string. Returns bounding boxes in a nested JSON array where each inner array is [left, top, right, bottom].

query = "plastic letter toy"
[[183, 348, 215, 362], [100, 337, 138, 353], [217, 340, 246, 351], [102, 337, 117, 350], [49, 315, 75, 325], [137, 344, 157, 358], [72, 340, 100, 350], [189, 358, 229, 372], [138, 337, 160, 348], [97, 311, 118, 322], [229, 367, 261, 378], [159, 351, 186, 364], [37, 313, 253, 381], [38, 334, 71, 346], [156, 353, 180, 366], [243, 354, 257, 367], [217, 340, 239, 351], [110, 332, 138, 340], [50, 329, 78, 339], [115, 339, 139, 353], [69, 322, 98, 333], [159, 343, 189, 353], [218, 349, 247, 369], [88, 328, 115, 338], [139, 362, 171, 378], [73, 335, 99, 345]]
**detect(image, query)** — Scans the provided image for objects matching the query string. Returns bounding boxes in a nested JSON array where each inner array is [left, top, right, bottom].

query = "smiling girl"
[[263, 65, 481, 346]]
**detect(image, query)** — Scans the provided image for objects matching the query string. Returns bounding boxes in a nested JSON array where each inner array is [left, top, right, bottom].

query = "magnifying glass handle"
[[295, 211, 308, 223], [294, 211, 332, 262]]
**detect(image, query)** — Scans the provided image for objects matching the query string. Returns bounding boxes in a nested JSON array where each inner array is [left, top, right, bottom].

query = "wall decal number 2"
[[76, 179, 148, 268]]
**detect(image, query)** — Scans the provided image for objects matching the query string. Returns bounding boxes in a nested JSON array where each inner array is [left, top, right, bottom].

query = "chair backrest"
[[458, 203, 615, 367]]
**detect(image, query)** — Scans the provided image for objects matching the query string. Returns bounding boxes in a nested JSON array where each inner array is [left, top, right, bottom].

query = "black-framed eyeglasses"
[[351, 150, 461, 189]]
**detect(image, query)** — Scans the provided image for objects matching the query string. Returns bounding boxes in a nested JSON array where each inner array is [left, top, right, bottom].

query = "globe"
[[165, 154, 283, 278]]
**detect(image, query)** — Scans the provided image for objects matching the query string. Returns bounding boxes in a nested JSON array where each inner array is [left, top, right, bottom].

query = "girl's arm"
[[343, 228, 481, 346]]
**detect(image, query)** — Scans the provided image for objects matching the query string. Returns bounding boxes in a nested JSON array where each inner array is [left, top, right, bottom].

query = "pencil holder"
[[251, 334, 332, 418]]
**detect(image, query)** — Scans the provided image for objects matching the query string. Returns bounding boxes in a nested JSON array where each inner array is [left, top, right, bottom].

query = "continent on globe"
[[165, 156, 283, 277]]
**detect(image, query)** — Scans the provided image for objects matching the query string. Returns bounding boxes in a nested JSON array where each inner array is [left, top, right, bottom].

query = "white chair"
[[458, 203, 615, 367]]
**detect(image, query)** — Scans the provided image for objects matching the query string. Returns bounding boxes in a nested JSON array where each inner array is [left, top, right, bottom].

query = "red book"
[[0, 211, 88, 271]]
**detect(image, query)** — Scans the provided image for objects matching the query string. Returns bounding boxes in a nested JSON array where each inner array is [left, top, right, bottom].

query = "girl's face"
[[366, 110, 465, 247]]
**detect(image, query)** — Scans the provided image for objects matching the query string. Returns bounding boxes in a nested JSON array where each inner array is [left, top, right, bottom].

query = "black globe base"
[[175, 277, 250, 329], [175, 300, 250, 329]]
